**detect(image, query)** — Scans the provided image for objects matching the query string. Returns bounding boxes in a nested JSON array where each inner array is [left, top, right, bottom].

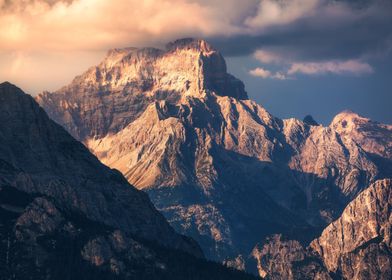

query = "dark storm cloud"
[[209, 0, 392, 62]]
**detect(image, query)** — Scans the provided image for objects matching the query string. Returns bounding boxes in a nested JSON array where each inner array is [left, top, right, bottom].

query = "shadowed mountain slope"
[[0, 82, 258, 280]]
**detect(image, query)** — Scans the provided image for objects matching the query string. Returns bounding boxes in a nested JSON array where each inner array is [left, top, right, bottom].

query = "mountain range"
[[0, 81, 256, 280], [2, 38, 391, 279]]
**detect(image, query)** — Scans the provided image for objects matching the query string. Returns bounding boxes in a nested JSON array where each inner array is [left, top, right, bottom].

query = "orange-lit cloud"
[[0, 0, 391, 93], [0, 0, 247, 52], [0, 0, 249, 93], [3, 0, 383, 53], [249, 67, 287, 80]]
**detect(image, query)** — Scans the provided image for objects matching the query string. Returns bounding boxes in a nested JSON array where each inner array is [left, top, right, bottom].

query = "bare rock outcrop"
[[251, 234, 331, 280], [331, 111, 392, 159], [310, 179, 392, 279], [252, 179, 392, 279]]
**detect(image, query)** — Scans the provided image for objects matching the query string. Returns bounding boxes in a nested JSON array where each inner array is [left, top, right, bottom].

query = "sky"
[[1, 0, 391, 124]]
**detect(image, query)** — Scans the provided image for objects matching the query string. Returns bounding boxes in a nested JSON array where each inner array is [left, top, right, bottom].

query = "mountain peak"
[[0, 81, 22, 92], [0, 81, 14, 87], [330, 109, 392, 158], [37, 38, 248, 139], [166, 38, 215, 53], [69, 38, 247, 100], [330, 110, 369, 131], [331, 110, 363, 124], [103, 38, 214, 62], [303, 115, 319, 126], [0, 81, 38, 118]]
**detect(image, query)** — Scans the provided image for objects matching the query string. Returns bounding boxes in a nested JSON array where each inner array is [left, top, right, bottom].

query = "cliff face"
[[36, 39, 392, 271], [251, 234, 332, 280], [252, 179, 392, 279], [310, 178, 392, 279]]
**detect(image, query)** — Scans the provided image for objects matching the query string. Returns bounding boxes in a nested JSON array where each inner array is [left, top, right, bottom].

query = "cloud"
[[287, 60, 374, 75], [0, 0, 241, 92], [0, 0, 243, 52], [249, 67, 287, 80], [249, 67, 272, 78], [254, 49, 283, 64], [1, 0, 391, 55], [0, 0, 390, 92], [211, 0, 392, 61], [244, 0, 320, 29], [250, 58, 373, 80]]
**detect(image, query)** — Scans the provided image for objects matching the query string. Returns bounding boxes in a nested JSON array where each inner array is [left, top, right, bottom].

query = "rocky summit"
[[37, 38, 392, 277], [37, 38, 247, 141], [0, 82, 258, 280]]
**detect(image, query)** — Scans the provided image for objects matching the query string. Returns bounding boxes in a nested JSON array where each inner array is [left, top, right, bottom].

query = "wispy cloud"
[[244, 0, 320, 29], [288, 60, 374, 75], [251, 46, 374, 80], [250, 59, 373, 80], [249, 67, 288, 80], [254, 49, 284, 64]]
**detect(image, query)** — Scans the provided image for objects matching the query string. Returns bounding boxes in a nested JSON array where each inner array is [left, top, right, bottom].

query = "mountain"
[[36, 38, 392, 271], [0, 82, 257, 280], [37, 38, 246, 142], [252, 178, 392, 279]]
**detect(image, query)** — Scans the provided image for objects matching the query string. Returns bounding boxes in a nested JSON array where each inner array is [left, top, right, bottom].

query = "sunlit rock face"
[[310, 179, 392, 279], [36, 38, 247, 141], [37, 38, 392, 270], [253, 179, 392, 280], [331, 111, 392, 159]]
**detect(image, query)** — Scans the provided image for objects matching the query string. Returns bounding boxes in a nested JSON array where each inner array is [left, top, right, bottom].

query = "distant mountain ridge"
[[36, 38, 392, 276]]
